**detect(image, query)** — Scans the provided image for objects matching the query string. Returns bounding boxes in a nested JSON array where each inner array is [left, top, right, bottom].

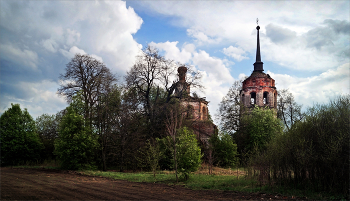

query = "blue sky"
[[0, 0, 349, 123]]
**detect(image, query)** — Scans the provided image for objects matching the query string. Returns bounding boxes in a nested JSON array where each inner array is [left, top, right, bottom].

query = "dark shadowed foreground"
[[1, 168, 302, 200]]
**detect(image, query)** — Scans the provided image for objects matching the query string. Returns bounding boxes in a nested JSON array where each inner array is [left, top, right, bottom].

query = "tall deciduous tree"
[[0, 104, 43, 166], [277, 89, 305, 130], [58, 54, 116, 127]]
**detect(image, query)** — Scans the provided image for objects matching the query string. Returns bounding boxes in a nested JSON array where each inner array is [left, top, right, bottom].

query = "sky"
[[0, 0, 349, 124]]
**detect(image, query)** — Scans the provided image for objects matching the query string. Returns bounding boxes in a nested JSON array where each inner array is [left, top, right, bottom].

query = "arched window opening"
[[202, 106, 206, 115], [263, 92, 268, 105], [187, 105, 194, 119], [202, 106, 207, 120], [250, 92, 256, 105], [274, 93, 277, 108], [242, 94, 245, 104]]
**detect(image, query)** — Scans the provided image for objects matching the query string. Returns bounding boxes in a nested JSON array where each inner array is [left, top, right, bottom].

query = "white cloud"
[[192, 50, 234, 83], [268, 63, 350, 108], [222, 46, 249, 61], [138, 1, 349, 72], [0, 80, 67, 118], [150, 41, 193, 64], [187, 29, 221, 45]]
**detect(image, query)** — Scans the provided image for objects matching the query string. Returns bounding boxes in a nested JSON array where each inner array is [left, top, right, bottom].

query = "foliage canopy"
[[0, 104, 43, 166]]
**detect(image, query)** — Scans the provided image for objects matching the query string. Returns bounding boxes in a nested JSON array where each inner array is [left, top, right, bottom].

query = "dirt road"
[[1, 167, 300, 200]]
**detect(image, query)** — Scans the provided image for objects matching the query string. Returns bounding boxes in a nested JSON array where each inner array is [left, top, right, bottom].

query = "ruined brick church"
[[174, 66, 217, 144], [240, 23, 278, 111]]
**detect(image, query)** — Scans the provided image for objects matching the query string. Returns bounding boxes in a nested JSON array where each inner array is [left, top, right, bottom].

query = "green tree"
[[209, 132, 239, 168], [0, 104, 43, 166], [176, 127, 202, 180], [258, 95, 349, 196], [136, 139, 162, 177], [54, 107, 99, 170], [36, 114, 59, 160], [237, 106, 283, 159]]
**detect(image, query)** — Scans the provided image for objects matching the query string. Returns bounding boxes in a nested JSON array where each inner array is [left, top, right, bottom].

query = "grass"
[[81, 165, 347, 200]]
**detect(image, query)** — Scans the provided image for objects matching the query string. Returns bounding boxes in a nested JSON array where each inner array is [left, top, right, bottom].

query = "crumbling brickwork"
[[240, 72, 277, 109], [175, 66, 216, 144]]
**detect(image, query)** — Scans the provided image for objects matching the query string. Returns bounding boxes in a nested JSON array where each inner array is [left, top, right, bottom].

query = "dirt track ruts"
[[1, 167, 302, 200]]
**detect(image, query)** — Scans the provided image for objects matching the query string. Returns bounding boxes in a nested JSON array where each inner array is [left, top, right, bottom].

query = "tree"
[[164, 102, 184, 182], [217, 80, 244, 135], [58, 54, 116, 127], [209, 132, 239, 168], [54, 106, 99, 170], [36, 114, 59, 160], [136, 139, 162, 177], [277, 89, 305, 130], [96, 85, 122, 171], [257, 95, 349, 195], [125, 45, 203, 139], [176, 127, 202, 180], [238, 106, 283, 159], [0, 104, 43, 166]]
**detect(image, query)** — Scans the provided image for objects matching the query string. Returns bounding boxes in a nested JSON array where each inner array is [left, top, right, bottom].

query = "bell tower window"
[[263, 92, 268, 105], [250, 92, 256, 105]]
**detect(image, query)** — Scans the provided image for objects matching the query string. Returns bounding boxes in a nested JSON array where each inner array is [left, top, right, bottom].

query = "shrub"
[[209, 132, 239, 168], [176, 127, 202, 180]]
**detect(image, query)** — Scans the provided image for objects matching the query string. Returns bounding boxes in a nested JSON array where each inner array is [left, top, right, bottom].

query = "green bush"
[[54, 107, 99, 170], [176, 127, 202, 180], [209, 132, 239, 168], [0, 104, 44, 166]]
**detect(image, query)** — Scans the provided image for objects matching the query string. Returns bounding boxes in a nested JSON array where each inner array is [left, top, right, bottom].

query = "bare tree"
[[125, 45, 203, 139], [58, 54, 116, 127], [277, 89, 305, 130]]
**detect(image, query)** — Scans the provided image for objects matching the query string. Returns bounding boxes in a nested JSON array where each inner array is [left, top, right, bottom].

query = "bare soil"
[[1, 167, 303, 200]]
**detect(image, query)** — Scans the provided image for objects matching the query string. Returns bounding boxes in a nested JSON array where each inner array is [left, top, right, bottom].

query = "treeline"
[[0, 46, 238, 180], [252, 95, 349, 195], [217, 80, 349, 196]]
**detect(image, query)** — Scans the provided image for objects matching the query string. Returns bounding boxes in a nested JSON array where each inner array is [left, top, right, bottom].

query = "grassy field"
[[81, 165, 344, 200]]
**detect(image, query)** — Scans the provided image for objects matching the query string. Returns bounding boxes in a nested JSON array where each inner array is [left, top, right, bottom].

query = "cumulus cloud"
[[149, 41, 193, 64], [0, 0, 143, 117], [222, 46, 249, 61], [137, 1, 349, 72], [192, 50, 234, 82], [0, 80, 67, 118], [187, 29, 222, 45]]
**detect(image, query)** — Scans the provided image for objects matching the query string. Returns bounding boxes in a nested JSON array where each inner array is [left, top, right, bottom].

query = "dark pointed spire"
[[254, 19, 264, 72]]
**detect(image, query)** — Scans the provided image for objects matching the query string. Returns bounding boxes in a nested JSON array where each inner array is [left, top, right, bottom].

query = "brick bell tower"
[[240, 21, 277, 111]]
